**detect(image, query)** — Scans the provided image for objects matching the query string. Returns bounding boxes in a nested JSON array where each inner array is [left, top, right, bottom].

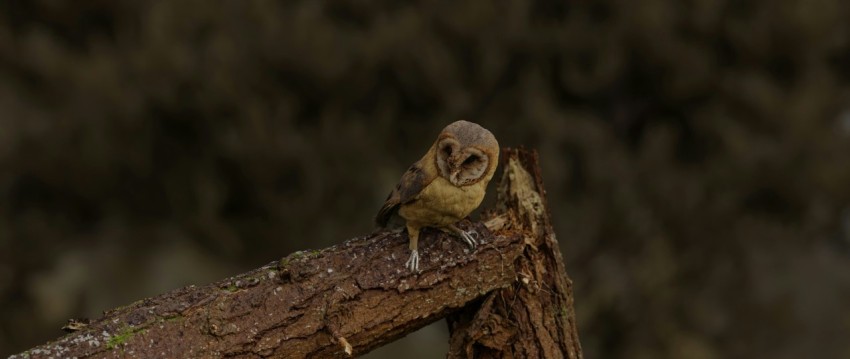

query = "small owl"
[[376, 120, 500, 271]]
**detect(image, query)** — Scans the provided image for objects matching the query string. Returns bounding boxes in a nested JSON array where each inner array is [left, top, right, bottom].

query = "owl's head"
[[434, 120, 500, 186]]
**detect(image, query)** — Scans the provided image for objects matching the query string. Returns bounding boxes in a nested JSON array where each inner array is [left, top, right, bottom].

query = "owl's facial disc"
[[449, 147, 489, 186]]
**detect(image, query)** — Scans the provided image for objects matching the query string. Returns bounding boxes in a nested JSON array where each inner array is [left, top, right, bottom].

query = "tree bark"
[[11, 148, 582, 359], [447, 149, 583, 359]]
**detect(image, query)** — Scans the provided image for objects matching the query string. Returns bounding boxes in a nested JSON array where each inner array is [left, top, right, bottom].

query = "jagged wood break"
[[12, 148, 582, 359]]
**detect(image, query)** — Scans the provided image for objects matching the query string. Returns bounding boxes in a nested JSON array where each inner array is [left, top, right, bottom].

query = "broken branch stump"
[[12, 148, 582, 359], [447, 148, 583, 359]]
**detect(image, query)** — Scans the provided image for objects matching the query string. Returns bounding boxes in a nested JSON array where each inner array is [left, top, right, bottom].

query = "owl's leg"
[[405, 224, 421, 272], [443, 223, 478, 249]]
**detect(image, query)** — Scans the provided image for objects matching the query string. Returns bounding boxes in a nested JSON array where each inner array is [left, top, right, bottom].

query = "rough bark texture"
[[11, 148, 581, 359], [446, 149, 583, 359]]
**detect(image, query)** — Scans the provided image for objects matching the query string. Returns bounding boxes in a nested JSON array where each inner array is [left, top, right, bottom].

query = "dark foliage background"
[[2, 0, 850, 358]]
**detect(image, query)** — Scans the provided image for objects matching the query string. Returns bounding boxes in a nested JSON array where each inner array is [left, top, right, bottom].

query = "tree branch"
[[12, 148, 582, 359]]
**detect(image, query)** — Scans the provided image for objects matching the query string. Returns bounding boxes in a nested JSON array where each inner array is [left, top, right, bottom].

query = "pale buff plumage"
[[376, 120, 499, 271]]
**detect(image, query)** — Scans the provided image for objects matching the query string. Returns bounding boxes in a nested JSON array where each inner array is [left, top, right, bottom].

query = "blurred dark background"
[[2, 0, 850, 358]]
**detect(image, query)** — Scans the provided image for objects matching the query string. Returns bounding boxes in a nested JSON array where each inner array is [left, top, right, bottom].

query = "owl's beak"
[[448, 155, 464, 182], [448, 165, 462, 183]]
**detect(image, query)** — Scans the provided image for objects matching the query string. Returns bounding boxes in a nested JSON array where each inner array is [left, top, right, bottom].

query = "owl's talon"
[[405, 249, 420, 272], [461, 230, 478, 249]]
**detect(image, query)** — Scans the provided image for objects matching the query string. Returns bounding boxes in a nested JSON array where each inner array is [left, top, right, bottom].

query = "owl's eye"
[[442, 145, 453, 157], [462, 155, 479, 166]]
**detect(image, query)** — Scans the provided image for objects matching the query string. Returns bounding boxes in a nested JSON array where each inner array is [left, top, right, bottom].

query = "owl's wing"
[[375, 160, 436, 227]]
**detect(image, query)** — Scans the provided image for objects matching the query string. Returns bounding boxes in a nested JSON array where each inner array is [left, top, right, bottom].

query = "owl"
[[376, 120, 500, 271]]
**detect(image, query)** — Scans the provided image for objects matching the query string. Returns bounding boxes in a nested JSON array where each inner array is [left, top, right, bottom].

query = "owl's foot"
[[405, 249, 420, 272], [444, 224, 478, 249]]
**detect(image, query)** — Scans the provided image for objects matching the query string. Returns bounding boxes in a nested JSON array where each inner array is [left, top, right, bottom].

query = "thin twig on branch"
[[12, 148, 582, 359]]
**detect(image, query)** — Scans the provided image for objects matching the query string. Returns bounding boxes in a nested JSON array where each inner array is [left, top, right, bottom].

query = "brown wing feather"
[[375, 160, 435, 227]]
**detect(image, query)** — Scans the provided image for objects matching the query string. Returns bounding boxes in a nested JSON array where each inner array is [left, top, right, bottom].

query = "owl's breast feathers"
[[398, 176, 487, 227], [375, 156, 487, 228]]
